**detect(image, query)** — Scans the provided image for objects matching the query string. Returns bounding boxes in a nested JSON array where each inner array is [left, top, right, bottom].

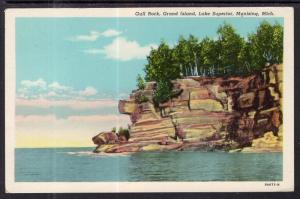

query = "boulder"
[[241, 131, 282, 153], [93, 144, 116, 153], [92, 132, 119, 145]]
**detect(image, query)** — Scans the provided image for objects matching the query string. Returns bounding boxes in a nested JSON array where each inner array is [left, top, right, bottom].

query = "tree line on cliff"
[[137, 21, 283, 104]]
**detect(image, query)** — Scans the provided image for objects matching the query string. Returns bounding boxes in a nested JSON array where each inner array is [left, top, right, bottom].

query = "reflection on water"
[[15, 148, 282, 182]]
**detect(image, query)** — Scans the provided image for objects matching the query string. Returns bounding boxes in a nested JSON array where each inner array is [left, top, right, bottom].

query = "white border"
[[5, 7, 294, 193]]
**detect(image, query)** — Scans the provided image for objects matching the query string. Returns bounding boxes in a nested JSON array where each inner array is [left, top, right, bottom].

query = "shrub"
[[136, 74, 145, 90], [153, 81, 176, 104], [118, 127, 130, 140], [136, 93, 149, 104]]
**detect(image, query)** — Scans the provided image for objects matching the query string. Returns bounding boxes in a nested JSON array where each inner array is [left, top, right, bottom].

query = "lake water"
[[15, 147, 282, 182]]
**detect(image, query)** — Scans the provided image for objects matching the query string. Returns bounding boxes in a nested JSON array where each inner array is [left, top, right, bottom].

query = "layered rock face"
[[93, 64, 283, 153]]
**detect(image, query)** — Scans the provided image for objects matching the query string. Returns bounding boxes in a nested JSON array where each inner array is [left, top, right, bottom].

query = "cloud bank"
[[17, 78, 101, 100], [16, 114, 129, 123], [16, 98, 118, 110]]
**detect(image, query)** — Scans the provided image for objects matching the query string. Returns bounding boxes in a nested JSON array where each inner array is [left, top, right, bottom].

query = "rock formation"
[[93, 64, 283, 153]]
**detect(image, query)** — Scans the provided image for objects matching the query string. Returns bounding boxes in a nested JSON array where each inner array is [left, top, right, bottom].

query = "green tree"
[[136, 74, 145, 90], [238, 40, 252, 75], [217, 23, 244, 75], [199, 37, 220, 76], [144, 42, 181, 105], [142, 21, 283, 83], [153, 80, 173, 104], [272, 23, 284, 64], [250, 21, 283, 69], [253, 21, 273, 68], [173, 36, 189, 77], [187, 35, 202, 76], [173, 35, 202, 77], [144, 41, 180, 82]]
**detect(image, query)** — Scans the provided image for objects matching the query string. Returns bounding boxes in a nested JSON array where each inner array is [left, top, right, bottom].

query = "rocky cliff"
[[93, 64, 283, 153]]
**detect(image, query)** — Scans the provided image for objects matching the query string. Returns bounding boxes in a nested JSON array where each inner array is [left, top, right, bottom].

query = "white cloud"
[[99, 37, 157, 61], [21, 78, 47, 90], [101, 29, 122, 37], [70, 31, 101, 41], [69, 29, 122, 42], [79, 87, 98, 96], [18, 79, 102, 100], [48, 82, 72, 91]]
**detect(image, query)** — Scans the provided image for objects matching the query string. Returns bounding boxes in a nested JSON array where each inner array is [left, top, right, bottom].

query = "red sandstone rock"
[[118, 100, 137, 114], [92, 132, 119, 145], [93, 64, 283, 153]]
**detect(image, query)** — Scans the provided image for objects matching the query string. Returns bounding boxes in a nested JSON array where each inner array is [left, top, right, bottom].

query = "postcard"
[[5, 7, 294, 192]]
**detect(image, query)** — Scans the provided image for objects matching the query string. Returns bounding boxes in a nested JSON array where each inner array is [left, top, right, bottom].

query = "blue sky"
[[16, 17, 283, 98], [15, 17, 283, 147]]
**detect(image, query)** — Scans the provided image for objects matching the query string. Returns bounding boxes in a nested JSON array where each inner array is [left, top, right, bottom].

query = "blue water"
[[15, 148, 282, 182]]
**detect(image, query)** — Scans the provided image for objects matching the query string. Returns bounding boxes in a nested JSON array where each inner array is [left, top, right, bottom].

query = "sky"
[[15, 17, 283, 148]]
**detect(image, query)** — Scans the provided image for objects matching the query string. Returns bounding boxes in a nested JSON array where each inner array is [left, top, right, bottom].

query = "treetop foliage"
[[141, 21, 283, 104]]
